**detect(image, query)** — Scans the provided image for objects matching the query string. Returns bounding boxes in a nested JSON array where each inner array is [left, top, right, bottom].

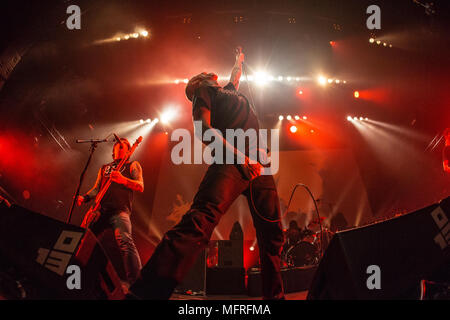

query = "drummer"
[[285, 220, 303, 245], [281, 220, 303, 260]]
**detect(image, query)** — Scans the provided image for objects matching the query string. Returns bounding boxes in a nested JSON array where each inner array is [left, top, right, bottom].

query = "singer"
[[130, 48, 285, 300], [76, 137, 144, 292]]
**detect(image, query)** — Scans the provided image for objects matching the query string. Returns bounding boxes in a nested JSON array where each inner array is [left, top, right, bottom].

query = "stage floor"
[[171, 290, 308, 300]]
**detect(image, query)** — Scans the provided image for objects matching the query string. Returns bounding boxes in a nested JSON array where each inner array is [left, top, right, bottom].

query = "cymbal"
[[309, 217, 326, 224]]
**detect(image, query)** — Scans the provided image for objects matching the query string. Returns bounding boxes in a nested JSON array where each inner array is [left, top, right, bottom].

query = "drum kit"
[[281, 217, 334, 268]]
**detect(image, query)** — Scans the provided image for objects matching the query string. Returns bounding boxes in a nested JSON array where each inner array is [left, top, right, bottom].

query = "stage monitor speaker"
[[176, 249, 206, 294], [0, 204, 124, 299], [206, 267, 246, 295], [307, 197, 450, 300], [218, 240, 243, 268], [247, 265, 317, 297]]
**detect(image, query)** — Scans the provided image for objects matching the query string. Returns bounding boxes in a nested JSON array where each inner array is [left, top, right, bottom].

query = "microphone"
[[76, 138, 109, 144], [113, 133, 121, 143]]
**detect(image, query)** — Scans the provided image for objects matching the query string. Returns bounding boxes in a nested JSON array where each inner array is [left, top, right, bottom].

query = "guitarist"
[[76, 138, 143, 290]]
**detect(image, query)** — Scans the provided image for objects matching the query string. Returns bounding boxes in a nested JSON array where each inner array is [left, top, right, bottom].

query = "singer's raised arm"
[[229, 49, 244, 90]]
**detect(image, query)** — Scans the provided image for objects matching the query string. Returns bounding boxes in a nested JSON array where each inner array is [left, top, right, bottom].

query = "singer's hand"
[[110, 171, 127, 185], [242, 157, 262, 181], [235, 47, 244, 64]]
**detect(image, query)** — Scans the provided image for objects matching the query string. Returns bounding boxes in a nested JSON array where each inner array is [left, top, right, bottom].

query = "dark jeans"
[[90, 210, 142, 285], [130, 164, 285, 299]]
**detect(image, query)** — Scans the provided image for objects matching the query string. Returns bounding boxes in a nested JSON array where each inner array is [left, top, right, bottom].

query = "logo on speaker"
[[431, 206, 449, 250], [36, 230, 83, 276]]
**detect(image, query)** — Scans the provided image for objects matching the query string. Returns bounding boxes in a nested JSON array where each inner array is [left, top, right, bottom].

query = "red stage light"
[[354, 91, 360, 98], [22, 190, 31, 200], [298, 90, 303, 95], [290, 125, 297, 133]]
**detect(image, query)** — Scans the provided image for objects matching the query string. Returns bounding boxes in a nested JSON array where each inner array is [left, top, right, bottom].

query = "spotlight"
[[249, 246, 255, 251], [161, 109, 176, 124], [286, 115, 292, 120], [23, 190, 31, 200], [354, 91, 360, 98], [146, 119, 151, 123], [132, 33, 139, 38], [298, 90, 303, 95], [376, 40, 381, 45], [287, 77, 292, 81], [317, 76, 327, 86], [327, 78, 333, 84], [174, 79, 180, 84], [383, 42, 387, 47], [290, 125, 297, 133], [347, 116, 352, 121], [278, 76, 283, 81], [369, 38, 375, 43], [365, 117, 369, 121], [310, 129, 315, 133], [279, 115, 284, 121], [154, 118, 159, 123], [140, 30, 149, 37], [353, 117, 358, 121], [303, 116, 307, 120], [254, 71, 269, 86], [183, 79, 189, 84], [295, 77, 300, 81], [329, 41, 336, 46], [116, 37, 121, 41], [124, 35, 130, 40], [335, 79, 340, 84], [294, 115, 300, 120], [140, 119, 144, 124], [359, 117, 363, 120], [389, 44, 393, 48], [343, 80, 347, 84]]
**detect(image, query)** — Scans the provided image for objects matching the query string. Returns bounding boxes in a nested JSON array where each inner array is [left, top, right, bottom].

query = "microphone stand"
[[67, 141, 99, 224]]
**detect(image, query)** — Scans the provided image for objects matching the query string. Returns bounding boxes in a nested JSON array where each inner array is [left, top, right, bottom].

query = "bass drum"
[[285, 241, 319, 267]]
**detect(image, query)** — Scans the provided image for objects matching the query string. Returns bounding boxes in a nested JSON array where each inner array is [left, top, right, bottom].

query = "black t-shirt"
[[100, 161, 134, 214], [192, 82, 264, 162]]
